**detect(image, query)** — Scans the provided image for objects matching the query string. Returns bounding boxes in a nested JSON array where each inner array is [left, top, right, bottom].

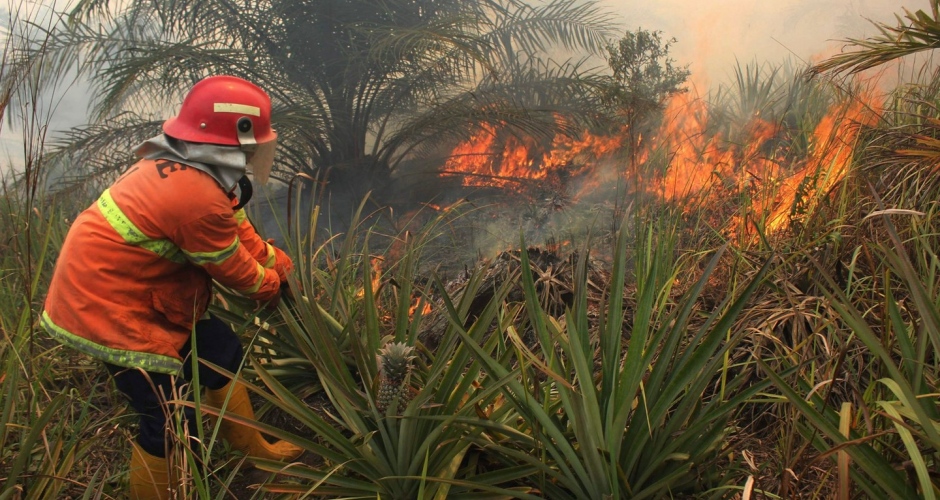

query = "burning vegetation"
[[438, 83, 884, 247], [7, 1, 940, 499], [441, 120, 623, 191]]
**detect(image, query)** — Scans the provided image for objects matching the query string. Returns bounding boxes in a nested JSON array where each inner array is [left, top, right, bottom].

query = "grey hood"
[[134, 134, 248, 191]]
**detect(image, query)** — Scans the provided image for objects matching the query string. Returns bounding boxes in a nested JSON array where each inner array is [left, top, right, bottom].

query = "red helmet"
[[164, 75, 278, 183], [164, 75, 276, 146]]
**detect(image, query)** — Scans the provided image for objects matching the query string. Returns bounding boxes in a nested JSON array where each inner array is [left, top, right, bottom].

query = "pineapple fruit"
[[376, 342, 417, 414]]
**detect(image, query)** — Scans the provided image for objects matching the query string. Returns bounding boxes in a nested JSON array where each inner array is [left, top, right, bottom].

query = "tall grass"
[[209, 195, 535, 497], [761, 205, 940, 499], [0, 100, 120, 500], [452, 221, 773, 499], [738, 64, 940, 498], [0, 3, 128, 497]]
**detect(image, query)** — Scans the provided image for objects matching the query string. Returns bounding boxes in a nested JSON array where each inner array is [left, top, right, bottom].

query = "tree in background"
[[17, 0, 617, 207], [601, 28, 689, 210]]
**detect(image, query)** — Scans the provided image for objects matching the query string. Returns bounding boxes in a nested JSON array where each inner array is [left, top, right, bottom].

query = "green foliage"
[[213, 199, 541, 498], [212, 193, 776, 498], [763, 208, 940, 499], [0, 7, 118, 494], [0, 176, 118, 498], [454, 222, 771, 498], [709, 61, 839, 155], [602, 28, 690, 126]]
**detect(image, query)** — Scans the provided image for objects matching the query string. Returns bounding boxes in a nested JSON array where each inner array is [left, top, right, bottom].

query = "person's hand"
[[264, 285, 282, 311], [279, 281, 294, 301]]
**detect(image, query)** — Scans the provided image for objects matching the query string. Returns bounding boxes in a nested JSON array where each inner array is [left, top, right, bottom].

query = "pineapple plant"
[[376, 342, 417, 414]]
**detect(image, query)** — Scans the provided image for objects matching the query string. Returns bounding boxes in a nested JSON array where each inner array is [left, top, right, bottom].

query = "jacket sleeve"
[[233, 206, 294, 283], [233, 207, 274, 264], [172, 211, 281, 302]]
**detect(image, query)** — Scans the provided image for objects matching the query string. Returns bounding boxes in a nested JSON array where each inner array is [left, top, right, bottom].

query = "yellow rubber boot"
[[129, 441, 170, 500], [206, 380, 303, 462]]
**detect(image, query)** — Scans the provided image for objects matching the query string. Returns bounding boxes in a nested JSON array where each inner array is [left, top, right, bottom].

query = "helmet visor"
[[245, 138, 277, 185]]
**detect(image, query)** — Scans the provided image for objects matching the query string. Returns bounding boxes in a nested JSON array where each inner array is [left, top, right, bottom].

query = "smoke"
[[430, 154, 632, 265], [601, 0, 911, 89]]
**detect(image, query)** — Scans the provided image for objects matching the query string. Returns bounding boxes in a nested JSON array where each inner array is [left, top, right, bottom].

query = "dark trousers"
[[105, 315, 243, 458]]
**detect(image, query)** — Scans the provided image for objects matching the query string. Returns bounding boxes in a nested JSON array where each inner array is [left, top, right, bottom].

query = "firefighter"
[[41, 76, 303, 499]]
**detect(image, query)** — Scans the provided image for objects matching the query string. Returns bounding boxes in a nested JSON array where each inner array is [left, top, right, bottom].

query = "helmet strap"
[[232, 175, 254, 210]]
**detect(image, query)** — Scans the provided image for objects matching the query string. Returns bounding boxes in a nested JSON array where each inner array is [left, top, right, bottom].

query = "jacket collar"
[[134, 134, 247, 191]]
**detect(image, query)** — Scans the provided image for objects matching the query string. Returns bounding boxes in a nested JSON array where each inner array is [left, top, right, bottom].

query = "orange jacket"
[[42, 158, 283, 374]]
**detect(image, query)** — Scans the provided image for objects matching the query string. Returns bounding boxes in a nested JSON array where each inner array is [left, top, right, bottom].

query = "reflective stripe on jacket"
[[42, 158, 280, 374]]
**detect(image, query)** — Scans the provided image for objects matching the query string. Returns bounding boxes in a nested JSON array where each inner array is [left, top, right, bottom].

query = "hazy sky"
[[601, 0, 912, 88]]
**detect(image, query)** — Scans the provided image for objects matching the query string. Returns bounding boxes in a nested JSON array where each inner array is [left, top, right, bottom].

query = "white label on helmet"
[[214, 103, 261, 116]]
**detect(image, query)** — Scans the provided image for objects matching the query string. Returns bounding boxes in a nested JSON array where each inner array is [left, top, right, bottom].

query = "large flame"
[[760, 96, 881, 234], [642, 92, 794, 217], [442, 88, 882, 238], [647, 90, 882, 236]]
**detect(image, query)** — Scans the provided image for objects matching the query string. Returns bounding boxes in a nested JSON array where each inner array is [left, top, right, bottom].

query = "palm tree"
[[29, 0, 617, 205], [809, 0, 940, 75]]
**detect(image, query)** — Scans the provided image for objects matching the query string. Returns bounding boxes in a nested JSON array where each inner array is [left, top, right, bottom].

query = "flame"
[[442, 123, 526, 188], [652, 93, 735, 202], [370, 258, 382, 292], [409, 297, 432, 317], [355, 257, 383, 299], [442, 86, 883, 240], [644, 89, 881, 237], [541, 129, 623, 174], [760, 95, 881, 234], [442, 119, 623, 190], [644, 93, 786, 210]]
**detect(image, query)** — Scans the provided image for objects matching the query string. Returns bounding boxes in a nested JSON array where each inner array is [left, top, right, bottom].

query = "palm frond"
[[810, 0, 940, 75]]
